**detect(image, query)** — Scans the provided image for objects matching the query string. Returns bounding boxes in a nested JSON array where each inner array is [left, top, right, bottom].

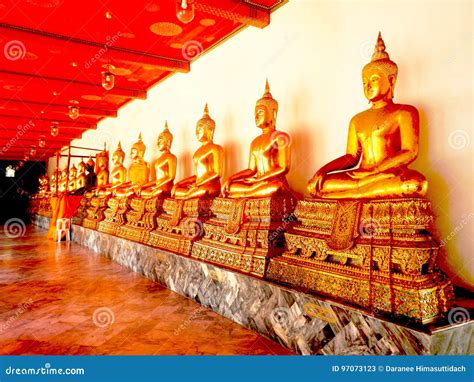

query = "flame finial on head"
[[256, 79, 279, 118], [371, 32, 390, 62]]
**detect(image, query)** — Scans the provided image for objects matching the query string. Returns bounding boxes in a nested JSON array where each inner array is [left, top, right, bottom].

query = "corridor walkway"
[[0, 225, 292, 355]]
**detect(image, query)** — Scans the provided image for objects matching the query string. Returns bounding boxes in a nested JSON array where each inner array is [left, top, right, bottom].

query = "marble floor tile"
[[0, 225, 292, 355]]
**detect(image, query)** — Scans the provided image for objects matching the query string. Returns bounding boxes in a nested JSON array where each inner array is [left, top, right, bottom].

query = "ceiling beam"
[[0, 115, 95, 129], [0, 23, 190, 73], [0, 99, 117, 119], [196, 0, 271, 28], [0, 70, 147, 100]]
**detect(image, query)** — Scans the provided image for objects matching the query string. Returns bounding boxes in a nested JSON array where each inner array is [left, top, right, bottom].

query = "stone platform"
[[29, 214, 468, 355]]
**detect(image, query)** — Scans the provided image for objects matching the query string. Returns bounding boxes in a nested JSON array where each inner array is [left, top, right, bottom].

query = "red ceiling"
[[0, 0, 286, 161]]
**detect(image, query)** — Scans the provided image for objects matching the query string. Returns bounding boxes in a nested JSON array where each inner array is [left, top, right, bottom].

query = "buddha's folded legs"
[[320, 169, 427, 199], [226, 179, 288, 199]]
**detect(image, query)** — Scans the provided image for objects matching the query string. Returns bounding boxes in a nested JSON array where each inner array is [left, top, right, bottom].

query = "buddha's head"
[[50, 173, 56, 183], [131, 133, 146, 160], [255, 80, 278, 130], [158, 121, 173, 152], [70, 165, 77, 178], [87, 155, 95, 171], [196, 103, 215, 143], [96, 150, 109, 172], [112, 142, 125, 166], [61, 168, 68, 180], [362, 32, 398, 103], [77, 160, 86, 175]]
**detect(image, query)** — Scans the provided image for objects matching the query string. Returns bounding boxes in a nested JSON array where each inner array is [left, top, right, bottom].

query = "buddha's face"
[[98, 158, 107, 170], [157, 135, 169, 151], [362, 67, 394, 102], [77, 163, 86, 174], [255, 105, 271, 129], [112, 153, 124, 166], [70, 168, 77, 178], [130, 148, 139, 160], [196, 122, 209, 143]]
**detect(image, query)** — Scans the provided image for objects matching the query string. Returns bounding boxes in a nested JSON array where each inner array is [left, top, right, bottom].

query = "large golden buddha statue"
[[191, 83, 296, 276], [173, 105, 223, 199], [67, 165, 77, 192], [49, 171, 58, 195], [222, 81, 291, 198], [82, 145, 121, 230], [75, 160, 87, 191], [98, 136, 149, 235], [139, 122, 177, 198], [308, 33, 427, 199], [147, 106, 224, 254], [118, 123, 178, 243], [96, 143, 126, 196], [114, 134, 150, 198], [57, 168, 68, 193], [267, 33, 453, 324]]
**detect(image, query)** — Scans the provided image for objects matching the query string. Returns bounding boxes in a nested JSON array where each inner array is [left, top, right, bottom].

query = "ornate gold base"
[[72, 196, 89, 225], [97, 196, 130, 236], [191, 195, 296, 277], [116, 197, 164, 244], [266, 197, 454, 323], [82, 195, 111, 231], [147, 198, 213, 255]]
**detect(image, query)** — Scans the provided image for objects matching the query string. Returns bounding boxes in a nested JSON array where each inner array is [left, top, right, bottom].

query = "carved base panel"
[[116, 197, 164, 244], [96, 197, 131, 235], [192, 238, 274, 277], [267, 256, 454, 324], [82, 218, 100, 231], [145, 198, 213, 255], [147, 229, 193, 256], [190, 195, 296, 277], [268, 197, 455, 324]]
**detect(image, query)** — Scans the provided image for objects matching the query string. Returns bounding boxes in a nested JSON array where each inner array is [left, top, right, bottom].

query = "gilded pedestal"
[[72, 196, 89, 225], [191, 195, 296, 277], [267, 198, 454, 324], [96, 196, 131, 236], [147, 198, 213, 255], [116, 197, 164, 244], [82, 195, 111, 230]]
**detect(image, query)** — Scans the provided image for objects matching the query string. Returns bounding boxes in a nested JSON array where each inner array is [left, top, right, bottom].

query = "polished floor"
[[0, 225, 292, 355]]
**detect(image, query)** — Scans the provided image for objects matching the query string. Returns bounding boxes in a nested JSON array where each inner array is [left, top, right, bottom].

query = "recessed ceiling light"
[[71, 62, 78, 67], [52, 91, 59, 96], [105, 11, 112, 19]]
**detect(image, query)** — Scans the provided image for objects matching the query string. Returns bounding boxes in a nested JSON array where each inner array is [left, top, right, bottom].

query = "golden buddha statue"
[[267, 33, 453, 324], [49, 172, 57, 195], [139, 122, 177, 198], [96, 143, 127, 196], [308, 33, 427, 199], [98, 136, 149, 235], [57, 168, 68, 193], [67, 165, 77, 192], [118, 124, 177, 243], [95, 150, 109, 187], [222, 80, 291, 199], [173, 105, 223, 199], [114, 134, 150, 197], [75, 160, 87, 190], [190, 83, 296, 276], [147, 107, 225, 253]]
